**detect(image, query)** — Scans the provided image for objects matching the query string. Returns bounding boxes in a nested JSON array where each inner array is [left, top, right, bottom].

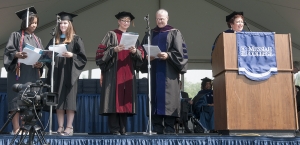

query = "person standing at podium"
[[212, 11, 245, 52], [95, 11, 144, 135]]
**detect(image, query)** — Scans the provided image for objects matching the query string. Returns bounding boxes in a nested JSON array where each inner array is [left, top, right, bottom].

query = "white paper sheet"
[[120, 32, 139, 50], [18, 43, 55, 65], [49, 44, 67, 57], [18, 45, 41, 65], [143, 44, 161, 58]]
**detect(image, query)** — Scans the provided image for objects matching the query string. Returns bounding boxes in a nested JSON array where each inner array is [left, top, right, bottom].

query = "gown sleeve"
[[166, 29, 188, 74], [71, 36, 87, 85], [95, 31, 118, 72], [130, 40, 144, 70], [3, 32, 21, 72]]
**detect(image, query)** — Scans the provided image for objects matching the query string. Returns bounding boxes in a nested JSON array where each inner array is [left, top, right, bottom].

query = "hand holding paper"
[[128, 46, 137, 54], [143, 44, 161, 58], [18, 46, 41, 65], [62, 51, 74, 58], [114, 44, 125, 52], [18, 43, 55, 65], [157, 52, 168, 60], [16, 51, 28, 59]]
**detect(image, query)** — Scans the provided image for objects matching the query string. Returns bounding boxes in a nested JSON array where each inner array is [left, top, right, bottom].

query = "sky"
[[184, 70, 213, 84]]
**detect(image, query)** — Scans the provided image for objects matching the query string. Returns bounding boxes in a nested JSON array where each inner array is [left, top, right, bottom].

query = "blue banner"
[[236, 32, 277, 81]]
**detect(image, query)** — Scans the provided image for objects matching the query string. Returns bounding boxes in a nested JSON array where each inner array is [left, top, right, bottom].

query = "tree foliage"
[[183, 78, 200, 99]]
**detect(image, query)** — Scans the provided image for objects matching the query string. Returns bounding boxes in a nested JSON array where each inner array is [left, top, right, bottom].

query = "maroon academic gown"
[[96, 29, 143, 115]]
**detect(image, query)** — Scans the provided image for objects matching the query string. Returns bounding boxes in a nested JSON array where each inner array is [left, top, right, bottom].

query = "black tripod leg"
[[34, 129, 48, 145], [27, 128, 36, 145], [9, 133, 19, 145], [17, 130, 28, 145], [9, 128, 25, 145], [0, 110, 18, 133]]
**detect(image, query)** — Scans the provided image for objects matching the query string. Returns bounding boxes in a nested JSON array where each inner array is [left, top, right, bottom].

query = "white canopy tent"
[[0, 0, 299, 73]]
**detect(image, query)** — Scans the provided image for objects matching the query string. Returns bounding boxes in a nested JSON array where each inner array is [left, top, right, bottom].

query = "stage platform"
[[1, 132, 300, 145]]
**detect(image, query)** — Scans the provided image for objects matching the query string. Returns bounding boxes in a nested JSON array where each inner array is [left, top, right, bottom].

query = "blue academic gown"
[[194, 90, 214, 131]]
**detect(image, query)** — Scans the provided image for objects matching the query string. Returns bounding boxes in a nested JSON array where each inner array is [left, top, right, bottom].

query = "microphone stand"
[[48, 15, 60, 135], [142, 14, 156, 135]]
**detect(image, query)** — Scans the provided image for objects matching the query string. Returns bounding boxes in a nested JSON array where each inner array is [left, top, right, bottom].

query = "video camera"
[[12, 80, 57, 122]]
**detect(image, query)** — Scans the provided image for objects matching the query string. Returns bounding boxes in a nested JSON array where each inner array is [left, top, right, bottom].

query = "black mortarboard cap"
[[15, 6, 37, 28], [15, 6, 37, 20], [115, 11, 135, 20], [57, 11, 77, 22], [226, 11, 243, 22], [201, 77, 212, 82]]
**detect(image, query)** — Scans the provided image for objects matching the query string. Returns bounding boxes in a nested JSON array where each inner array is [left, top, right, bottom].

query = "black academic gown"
[[45, 35, 87, 111], [181, 91, 190, 113], [180, 91, 191, 122], [3, 31, 43, 111]]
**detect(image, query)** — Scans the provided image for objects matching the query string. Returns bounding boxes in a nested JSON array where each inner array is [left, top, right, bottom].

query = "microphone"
[[57, 15, 61, 23], [244, 21, 252, 32], [144, 14, 149, 21]]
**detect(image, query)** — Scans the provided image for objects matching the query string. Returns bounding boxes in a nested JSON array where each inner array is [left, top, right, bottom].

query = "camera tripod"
[[0, 110, 49, 145]]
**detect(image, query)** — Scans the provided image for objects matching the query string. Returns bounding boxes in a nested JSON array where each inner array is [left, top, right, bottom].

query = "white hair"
[[156, 9, 168, 17]]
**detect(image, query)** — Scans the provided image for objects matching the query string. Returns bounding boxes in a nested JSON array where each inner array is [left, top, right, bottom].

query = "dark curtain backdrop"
[[0, 93, 149, 133]]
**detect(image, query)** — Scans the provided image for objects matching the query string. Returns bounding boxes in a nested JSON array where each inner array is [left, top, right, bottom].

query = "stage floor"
[[1, 132, 300, 145]]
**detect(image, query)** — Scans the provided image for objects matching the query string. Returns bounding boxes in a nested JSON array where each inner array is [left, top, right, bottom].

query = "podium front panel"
[[214, 71, 296, 130]]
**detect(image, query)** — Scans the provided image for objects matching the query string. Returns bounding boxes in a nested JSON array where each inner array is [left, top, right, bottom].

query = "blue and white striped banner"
[[237, 32, 277, 81]]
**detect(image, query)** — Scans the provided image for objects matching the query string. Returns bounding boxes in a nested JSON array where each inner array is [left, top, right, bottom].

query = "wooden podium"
[[212, 33, 298, 136]]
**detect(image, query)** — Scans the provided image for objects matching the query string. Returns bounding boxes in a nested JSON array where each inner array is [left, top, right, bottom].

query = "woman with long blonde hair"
[[45, 11, 87, 136]]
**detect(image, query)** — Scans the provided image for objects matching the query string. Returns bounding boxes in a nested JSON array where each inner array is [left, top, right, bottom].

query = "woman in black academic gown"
[[3, 6, 43, 135], [212, 11, 245, 52], [45, 12, 87, 136]]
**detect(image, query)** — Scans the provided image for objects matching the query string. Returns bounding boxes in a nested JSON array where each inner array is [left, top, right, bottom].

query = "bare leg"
[[56, 109, 65, 132], [64, 110, 74, 133], [11, 112, 20, 133]]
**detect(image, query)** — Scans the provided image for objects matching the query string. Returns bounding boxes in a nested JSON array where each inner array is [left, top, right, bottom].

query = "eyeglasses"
[[234, 20, 244, 24], [120, 19, 131, 23], [156, 18, 166, 21]]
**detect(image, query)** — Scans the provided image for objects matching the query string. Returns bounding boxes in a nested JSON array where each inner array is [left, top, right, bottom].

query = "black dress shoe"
[[120, 132, 127, 135], [112, 132, 121, 135]]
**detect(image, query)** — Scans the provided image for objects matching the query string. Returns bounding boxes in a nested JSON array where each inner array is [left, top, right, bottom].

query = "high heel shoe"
[[61, 127, 73, 136], [57, 126, 64, 134], [10, 128, 20, 135], [11, 128, 28, 135]]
